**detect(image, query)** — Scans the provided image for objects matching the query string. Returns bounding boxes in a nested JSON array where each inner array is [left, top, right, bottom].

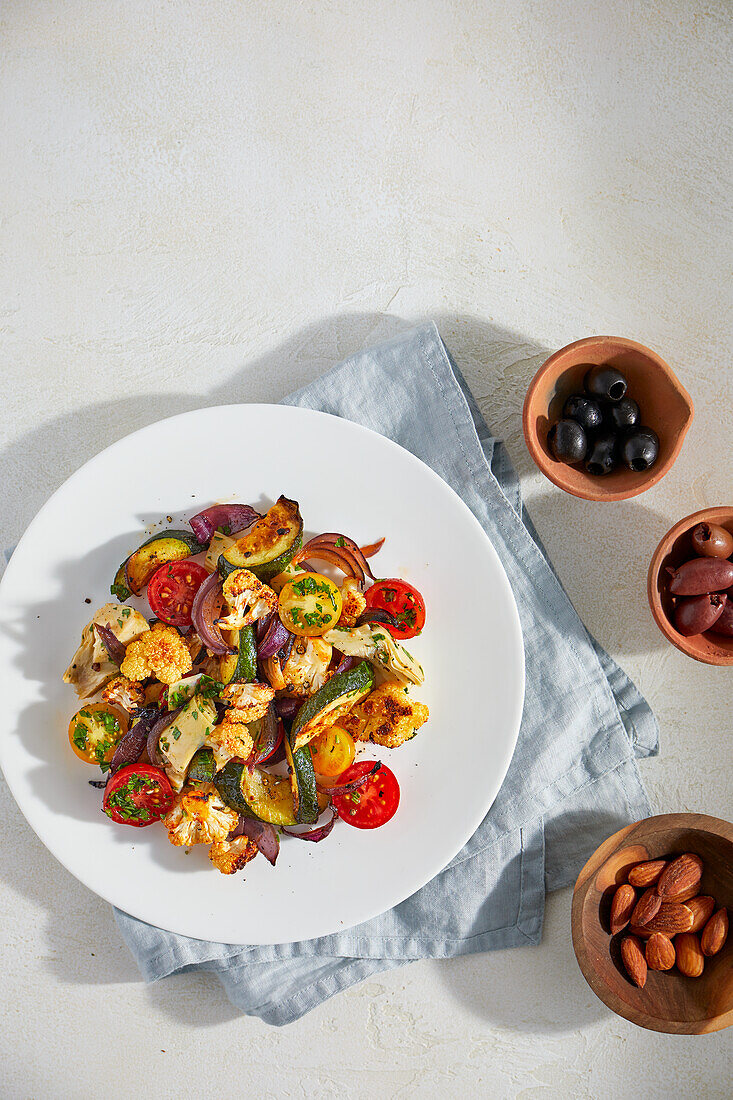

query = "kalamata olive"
[[548, 419, 587, 464], [585, 432, 618, 476], [563, 393, 603, 434], [668, 557, 733, 596], [583, 365, 628, 402], [691, 522, 733, 560], [604, 397, 640, 433], [622, 427, 659, 472], [709, 599, 733, 636], [674, 593, 726, 636]]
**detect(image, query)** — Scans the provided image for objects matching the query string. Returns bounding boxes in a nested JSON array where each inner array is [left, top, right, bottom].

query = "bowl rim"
[[647, 506, 733, 667], [571, 812, 733, 1034], [522, 335, 694, 502]]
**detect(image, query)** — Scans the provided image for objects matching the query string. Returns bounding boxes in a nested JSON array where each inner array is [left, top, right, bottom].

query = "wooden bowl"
[[647, 507, 733, 666], [522, 336, 694, 501], [572, 813, 733, 1033]]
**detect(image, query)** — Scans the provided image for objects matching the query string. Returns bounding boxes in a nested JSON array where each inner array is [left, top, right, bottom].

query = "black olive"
[[622, 427, 659, 472], [585, 431, 619, 476], [547, 419, 587, 464], [604, 396, 640, 433], [583, 365, 628, 402], [562, 393, 603, 434]]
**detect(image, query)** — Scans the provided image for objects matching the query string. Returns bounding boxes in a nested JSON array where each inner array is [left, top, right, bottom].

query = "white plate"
[[0, 405, 524, 944]]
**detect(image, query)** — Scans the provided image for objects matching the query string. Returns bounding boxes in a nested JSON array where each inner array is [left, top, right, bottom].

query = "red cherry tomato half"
[[103, 764, 175, 827], [331, 760, 400, 829], [147, 560, 209, 627], [365, 579, 426, 639]]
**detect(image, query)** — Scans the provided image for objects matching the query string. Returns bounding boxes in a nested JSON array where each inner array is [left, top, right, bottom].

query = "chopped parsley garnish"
[[72, 724, 88, 751], [335, 536, 346, 547], [171, 726, 182, 741], [382, 586, 397, 602]]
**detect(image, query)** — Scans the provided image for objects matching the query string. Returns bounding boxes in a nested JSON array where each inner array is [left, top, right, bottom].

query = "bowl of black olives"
[[523, 336, 694, 501]]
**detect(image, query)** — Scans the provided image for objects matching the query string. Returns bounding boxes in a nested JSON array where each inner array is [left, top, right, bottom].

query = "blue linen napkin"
[[9, 323, 659, 1025]]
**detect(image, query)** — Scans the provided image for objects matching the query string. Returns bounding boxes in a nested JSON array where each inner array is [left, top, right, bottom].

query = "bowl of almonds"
[[571, 813, 732, 1033]]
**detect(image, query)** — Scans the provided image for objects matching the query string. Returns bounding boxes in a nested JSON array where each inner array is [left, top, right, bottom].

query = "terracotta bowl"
[[572, 813, 733, 1034], [523, 336, 694, 501], [648, 507, 733, 666]]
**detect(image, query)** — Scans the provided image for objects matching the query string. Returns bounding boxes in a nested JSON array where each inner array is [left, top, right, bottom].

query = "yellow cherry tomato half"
[[68, 702, 129, 767], [278, 571, 342, 637], [309, 725, 356, 778]]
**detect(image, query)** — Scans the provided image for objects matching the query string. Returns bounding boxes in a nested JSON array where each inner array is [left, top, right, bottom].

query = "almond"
[[700, 907, 729, 957], [675, 932, 704, 977], [630, 887, 662, 927], [645, 933, 675, 971], [656, 853, 703, 900], [610, 884, 637, 934], [628, 859, 667, 888], [687, 895, 716, 934], [630, 902, 694, 937], [620, 934, 647, 987], [663, 880, 701, 904]]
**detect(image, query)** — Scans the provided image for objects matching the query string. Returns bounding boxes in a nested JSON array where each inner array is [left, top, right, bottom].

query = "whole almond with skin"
[[630, 887, 662, 927], [630, 902, 694, 937], [628, 860, 667, 888], [663, 880, 701, 904], [610, 884, 637, 934], [620, 934, 647, 987], [687, 895, 716, 934], [646, 933, 675, 971], [675, 932, 705, 977], [700, 908, 729, 957], [656, 853, 703, 899]]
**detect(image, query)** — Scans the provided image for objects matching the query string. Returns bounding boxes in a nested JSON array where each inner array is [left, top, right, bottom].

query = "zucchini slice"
[[215, 760, 328, 825], [290, 660, 374, 751], [110, 562, 131, 602], [284, 740, 320, 824], [121, 530, 205, 596], [220, 497, 303, 581], [186, 747, 216, 784], [219, 624, 258, 685]]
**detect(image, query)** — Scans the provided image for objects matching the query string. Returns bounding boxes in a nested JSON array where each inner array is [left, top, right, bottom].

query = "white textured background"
[[1, 1, 732, 1096]]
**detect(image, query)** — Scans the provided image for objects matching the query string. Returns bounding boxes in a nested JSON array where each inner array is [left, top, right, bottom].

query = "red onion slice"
[[110, 706, 160, 773], [275, 696, 299, 719], [191, 572, 236, 656], [317, 760, 381, 797], [332, 654, 356, 676], [356, 608, 401, 629], [305, 533, 376, 581], [258, 616, 291, 659], [189, 504, 260, 545], [94, 623, 128, 665], [360, 537, 385, 559], [234, 818, 280, 865], [247, 705, 280, 765], [282, 809, 338, 843], [146, 706, 183, 767]]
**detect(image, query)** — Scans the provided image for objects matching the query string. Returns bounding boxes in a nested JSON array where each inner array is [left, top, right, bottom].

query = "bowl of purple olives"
[[523, 336, 694, 501], [648, 507, 733, 666]]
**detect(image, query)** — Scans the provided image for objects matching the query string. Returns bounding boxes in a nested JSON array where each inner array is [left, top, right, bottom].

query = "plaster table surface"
[[0, 2, 731, 1097]]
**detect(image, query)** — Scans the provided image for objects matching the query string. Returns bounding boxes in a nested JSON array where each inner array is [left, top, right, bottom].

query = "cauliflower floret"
[[219, 680, 275, 722], [340, 683, 429, 748], [338, 578, 367, 627], [209, 835, 258, 875], [63, 604, 150, 698], [216, 569, 278, 632], [121, 624, 192, 686], [280, 637, 332, 696], [204, 719, 255, 771], [101, 675, 145, 713], [162, 784, 238, 847]]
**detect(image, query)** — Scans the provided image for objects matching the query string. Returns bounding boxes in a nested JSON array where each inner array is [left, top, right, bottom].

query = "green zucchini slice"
[[284, 740, 320, 824], [120, 530, 204, 596], [219, 624, 258, 685], [290, 660, 374, 751], [110, 562, 131, 602], [220, 497, 303, 581], [186, 747, 216, 784], [215, 760, 328, 825]]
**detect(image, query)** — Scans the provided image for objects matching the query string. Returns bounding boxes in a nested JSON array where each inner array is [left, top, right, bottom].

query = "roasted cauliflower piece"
[[121, 624, 192, 686], [101, 675, 145, 713], [216, 568, 278, 632], [338, 578, 366, 627], [280, 637, 332, 696], [209, 835, 258, 875], [63, 604, 150, 699], [219, 681, 275, 722], [323, 624, 424, 686], [340, 683, 429, 748], [204, 718, 255, 771], [162, 784, 239, 847]]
